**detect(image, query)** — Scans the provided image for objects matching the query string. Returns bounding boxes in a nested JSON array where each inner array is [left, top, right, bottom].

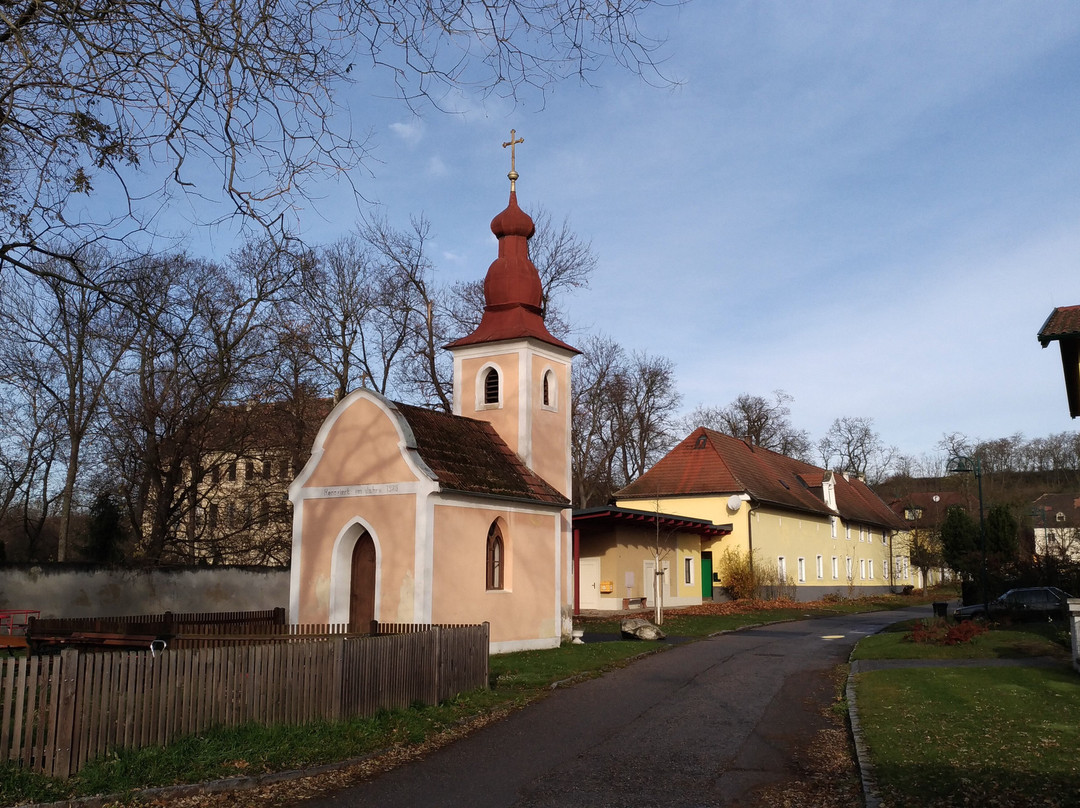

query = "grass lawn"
[[852, 618, 1072, 661], [853, 621, 1080, 808]]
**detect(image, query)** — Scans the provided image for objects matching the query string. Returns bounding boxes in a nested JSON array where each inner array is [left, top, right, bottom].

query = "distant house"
[[572, 507, 730, 612], [1031, 493, 1080, 562], [1038, 305, 1080, 418], [143, 396, 331, 566], [614, 429, 910, 601], [887, 491, 970, 588]]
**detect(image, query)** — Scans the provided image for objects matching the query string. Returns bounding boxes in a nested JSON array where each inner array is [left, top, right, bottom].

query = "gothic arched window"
[[486, 522, 504, 590]]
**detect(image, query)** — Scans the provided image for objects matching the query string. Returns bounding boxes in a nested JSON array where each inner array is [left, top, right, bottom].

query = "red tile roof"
[[888, 491, 971, 527], [394, 402, 568, 506], [1038, 305, 1080, 344], [617, 428, 903, 530]]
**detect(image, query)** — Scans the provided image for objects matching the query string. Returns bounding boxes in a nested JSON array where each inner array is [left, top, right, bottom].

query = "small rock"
[[620, 617, 666, 641]]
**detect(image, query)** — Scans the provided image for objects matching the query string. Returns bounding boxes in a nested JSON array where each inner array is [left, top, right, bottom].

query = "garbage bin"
[[932, 601, 947, 618]]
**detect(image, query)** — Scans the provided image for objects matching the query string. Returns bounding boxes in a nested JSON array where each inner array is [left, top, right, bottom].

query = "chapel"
[[288, 137, 578, 651]]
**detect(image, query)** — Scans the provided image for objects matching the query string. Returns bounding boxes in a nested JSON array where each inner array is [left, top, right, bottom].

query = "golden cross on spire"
[[502, 128, 524, 190]]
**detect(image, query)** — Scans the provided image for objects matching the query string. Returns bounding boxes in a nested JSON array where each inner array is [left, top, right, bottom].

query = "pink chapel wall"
[[290, 393, 429, 625], [431, 504, 562, 648], [293, 493, 420, 625], [458, 352, 522, 452], [528, 352, 571, 497], [301, 396, 419, 489]]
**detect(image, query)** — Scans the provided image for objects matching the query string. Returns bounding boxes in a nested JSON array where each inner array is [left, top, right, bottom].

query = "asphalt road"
[[299, 606, 928, 808]]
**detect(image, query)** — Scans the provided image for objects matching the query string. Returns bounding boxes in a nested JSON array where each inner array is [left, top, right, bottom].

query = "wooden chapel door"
[[349, 532, 376, 632]]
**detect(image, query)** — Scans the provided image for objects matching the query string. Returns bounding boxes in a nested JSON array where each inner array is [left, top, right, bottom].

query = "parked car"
[[953, 586, 1074, 622]]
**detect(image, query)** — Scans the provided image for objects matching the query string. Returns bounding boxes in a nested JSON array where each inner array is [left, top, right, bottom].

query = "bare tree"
[[0, 251, 135, 559], [613, 351, 681, 485], [571, 335, 680, 507], [295, 236, 377, 402], [104, 244, 295, 562], [0, 368, 62, 560], [2, 0, 672, 279], [681, 390, 811, 460], [571, 335, 627, 507], [817, 416, 896, 484]]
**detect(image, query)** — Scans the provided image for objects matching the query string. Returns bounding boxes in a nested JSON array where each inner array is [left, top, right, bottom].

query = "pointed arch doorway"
[[349, 531, 376, 632]]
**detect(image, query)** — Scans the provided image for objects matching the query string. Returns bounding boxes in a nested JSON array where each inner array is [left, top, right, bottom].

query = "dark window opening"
[[484, 368, 500, 405]]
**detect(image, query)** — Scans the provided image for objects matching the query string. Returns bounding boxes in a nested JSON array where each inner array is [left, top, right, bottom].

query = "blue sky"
[[199, 1, 1080, 461]]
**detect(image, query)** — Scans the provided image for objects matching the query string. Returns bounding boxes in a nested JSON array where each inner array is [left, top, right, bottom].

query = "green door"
[[701, 553, 713, 600]]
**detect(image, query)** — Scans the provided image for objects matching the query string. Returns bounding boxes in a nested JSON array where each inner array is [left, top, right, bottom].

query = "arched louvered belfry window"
[[484, 367, 500, 405], [486, 521, 504, 590]]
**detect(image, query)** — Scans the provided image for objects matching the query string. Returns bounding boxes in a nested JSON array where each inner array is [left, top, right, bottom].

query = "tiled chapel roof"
[[393, 402, 568, 507], [617, 428, 903, 530]]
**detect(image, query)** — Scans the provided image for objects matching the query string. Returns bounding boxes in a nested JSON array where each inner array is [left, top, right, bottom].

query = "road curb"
[[845, 664, 882, 808]]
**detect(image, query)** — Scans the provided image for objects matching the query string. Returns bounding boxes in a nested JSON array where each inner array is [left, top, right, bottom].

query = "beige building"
[[573, 507, 730, 612], [616, 429, 910, 601]]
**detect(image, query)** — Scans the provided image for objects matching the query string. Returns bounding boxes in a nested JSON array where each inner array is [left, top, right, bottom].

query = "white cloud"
[[427, 156, 449, 177], [389, 120, 424, 145]]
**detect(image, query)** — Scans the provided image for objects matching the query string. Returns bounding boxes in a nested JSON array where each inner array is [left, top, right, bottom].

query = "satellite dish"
[[727, 495, 742, 512]]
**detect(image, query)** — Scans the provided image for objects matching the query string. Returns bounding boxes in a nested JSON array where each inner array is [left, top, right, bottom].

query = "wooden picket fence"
[[0, 623, 489, 778]]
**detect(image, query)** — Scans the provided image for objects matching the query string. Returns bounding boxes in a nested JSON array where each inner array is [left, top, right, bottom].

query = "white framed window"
[[684, 556, 694, 586], [860, 559, 866, 580], [816, 555, 824, 579], [903, 558, 909, 579], [846, 556, 853, 580], [797, 557, 806, 583], [831, 556, 839, 579], [777, 556, 787, 582], [831, 516, 838, 538], [475, 362, 503, 410], [845, 524, 851, 540], [859, 526, 866, 542], [868, 559, 874, 579]]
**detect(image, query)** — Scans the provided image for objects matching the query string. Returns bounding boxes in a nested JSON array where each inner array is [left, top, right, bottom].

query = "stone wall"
[[0, 565, 289, 619]]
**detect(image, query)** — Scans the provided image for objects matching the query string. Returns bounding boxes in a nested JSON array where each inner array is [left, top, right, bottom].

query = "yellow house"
[[573, 507, 730, 612], [289, 169, 578, 652], [615, 429, 910, 601]]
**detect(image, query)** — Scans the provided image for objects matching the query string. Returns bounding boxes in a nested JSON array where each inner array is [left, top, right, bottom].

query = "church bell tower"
[[445, 131, 578, 498]]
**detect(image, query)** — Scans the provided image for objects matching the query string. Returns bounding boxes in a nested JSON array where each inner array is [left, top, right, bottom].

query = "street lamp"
[[947, 455, 988, 616]]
